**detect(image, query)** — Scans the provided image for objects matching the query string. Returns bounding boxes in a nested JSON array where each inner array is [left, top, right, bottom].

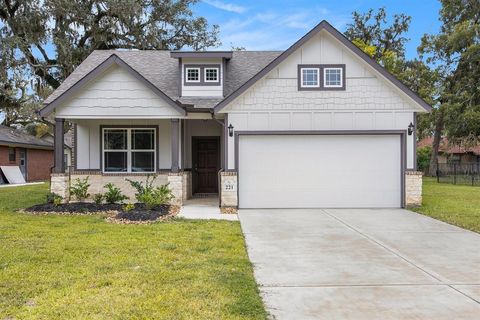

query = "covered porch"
[[51, 114, 229, 205]]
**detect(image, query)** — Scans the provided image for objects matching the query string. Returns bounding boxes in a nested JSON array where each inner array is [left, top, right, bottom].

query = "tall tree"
[[419, 0, 480, 174], [0, 0, 220, 126]]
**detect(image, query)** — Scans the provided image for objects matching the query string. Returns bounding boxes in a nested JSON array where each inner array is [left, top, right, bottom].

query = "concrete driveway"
[[239, 209, 480, 319]]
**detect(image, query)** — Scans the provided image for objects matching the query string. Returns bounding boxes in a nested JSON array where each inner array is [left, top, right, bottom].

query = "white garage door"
[[238, 134, 402, 208]]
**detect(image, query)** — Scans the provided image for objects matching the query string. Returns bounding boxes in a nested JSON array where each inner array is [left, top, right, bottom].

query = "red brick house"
[[418, 136, 480, 165], [0, 125, 54, 183]]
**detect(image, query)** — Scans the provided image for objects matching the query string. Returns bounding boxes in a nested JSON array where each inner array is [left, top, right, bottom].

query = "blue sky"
[[195, 0, 442, 59]]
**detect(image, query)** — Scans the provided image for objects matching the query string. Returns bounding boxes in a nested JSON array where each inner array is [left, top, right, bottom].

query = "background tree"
[[345, 8, 441, 173], [0, 0, 220, 129], [419, 0, 480, 175]]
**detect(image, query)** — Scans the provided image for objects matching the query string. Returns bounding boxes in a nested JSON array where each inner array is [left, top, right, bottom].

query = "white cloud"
[[218, 6, 350, 50], [203, 0, 247, 14]]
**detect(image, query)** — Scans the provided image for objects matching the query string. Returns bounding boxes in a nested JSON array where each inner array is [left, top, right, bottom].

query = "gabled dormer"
[[170, 51, 232, 98]]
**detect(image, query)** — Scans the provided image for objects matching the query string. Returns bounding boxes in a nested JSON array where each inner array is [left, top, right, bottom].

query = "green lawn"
[[412, 177, 480, 233], [0, 183, 266, 319]]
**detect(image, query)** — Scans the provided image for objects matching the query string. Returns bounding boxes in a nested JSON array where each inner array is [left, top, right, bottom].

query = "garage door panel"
[[238, 135, 401, 208]]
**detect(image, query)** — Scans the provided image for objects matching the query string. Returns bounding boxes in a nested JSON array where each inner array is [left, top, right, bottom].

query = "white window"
[[186, 68, 200, 82], [103, 128, 156, 173], [204, 67, 219, 82], [324, 67, 343, 88], [301, 68, 320, 87]]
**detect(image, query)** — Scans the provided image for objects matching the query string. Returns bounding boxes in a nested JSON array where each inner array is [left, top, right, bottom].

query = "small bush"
[[123, 203, 135, 212], [46, 192, 61, 204], [417, 146, 432, 172], [46, 192, 63, 206], [70, 177, 90, 202], [103, 183, 129, 204], [93, 193, 104, 204], [126, 175, 174, 210]]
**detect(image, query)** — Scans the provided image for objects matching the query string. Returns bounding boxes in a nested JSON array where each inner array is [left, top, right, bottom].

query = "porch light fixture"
[[408, 122, 415, 136], [228, 123, 234, 137]]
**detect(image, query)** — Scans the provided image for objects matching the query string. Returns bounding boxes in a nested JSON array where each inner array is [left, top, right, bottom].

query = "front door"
[[192, 137, 220, 194]]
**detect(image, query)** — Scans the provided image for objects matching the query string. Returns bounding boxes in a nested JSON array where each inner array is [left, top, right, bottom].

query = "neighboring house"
[[40, 21, 430, 208], [0, 125, 54, 183], [418, 136, 480, 165], [39, 131, 74, 169]]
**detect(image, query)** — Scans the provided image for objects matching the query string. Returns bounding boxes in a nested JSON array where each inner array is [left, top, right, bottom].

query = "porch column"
[[171, 119, 180, 172], [53, 118, 65, 173]]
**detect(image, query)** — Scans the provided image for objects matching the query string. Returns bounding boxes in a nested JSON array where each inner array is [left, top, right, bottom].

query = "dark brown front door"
[[192, 137, 220, 194]]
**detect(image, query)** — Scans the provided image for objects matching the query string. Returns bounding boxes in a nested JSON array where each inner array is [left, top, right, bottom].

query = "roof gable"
[[213, 20, 431, 113], [40, 54, 186, 117]]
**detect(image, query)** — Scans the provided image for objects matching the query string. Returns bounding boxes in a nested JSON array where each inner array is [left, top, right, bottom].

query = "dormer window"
[[204, 67, 219, 82], [186, 67, 200, 83]]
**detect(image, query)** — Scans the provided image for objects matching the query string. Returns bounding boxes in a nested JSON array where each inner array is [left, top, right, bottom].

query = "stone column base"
[[50, 173, 70, 202], [220, 171, 238, 207], [167, 172, 189, 206], [406, 171, 423, 207]]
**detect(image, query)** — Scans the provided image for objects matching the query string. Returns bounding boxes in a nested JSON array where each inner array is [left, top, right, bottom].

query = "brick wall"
[[26, 149, 54, 181], [0, 146, 20, 167]]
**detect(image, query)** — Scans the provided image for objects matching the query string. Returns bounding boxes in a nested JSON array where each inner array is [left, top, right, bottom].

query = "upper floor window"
[[324, 67, 343, 88], [204, 67, 219, 82], [186, 67, 200, 83], [298, 64, 346, 90], [301, 68, 320, 88]]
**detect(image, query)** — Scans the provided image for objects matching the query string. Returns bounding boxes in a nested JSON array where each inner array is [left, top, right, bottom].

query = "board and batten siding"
[[181, 58, 223, 97], [75, 119, 174, 171], [54, 65, 183, 119], [223, 31, 422, 170]]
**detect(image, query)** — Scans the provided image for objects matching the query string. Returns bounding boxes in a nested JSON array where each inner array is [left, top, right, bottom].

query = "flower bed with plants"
[[25, 175, 179, 223]]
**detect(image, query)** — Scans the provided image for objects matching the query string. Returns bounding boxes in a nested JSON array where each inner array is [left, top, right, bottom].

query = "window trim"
[[323, 67, 343, 88], [185, 67, 201, 83], [204, 67, 219, 83], [297, 64, 346, 91], [183, 64, 221, 86], [101, 127, 157, 173], [300, 67, 320, 88]]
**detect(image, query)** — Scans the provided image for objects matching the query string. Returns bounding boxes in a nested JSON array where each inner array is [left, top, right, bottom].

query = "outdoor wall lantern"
[[228, 123, 234, 137], [408, 122, 415, 136]]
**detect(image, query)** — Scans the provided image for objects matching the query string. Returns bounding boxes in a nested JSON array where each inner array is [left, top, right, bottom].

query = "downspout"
[[211, 110, 225, 208]]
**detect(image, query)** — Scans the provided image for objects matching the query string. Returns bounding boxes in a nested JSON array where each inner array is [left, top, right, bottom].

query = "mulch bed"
[[24, 203, 180, 224]]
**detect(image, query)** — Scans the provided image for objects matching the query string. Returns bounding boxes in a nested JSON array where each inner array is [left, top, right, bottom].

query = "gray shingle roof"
[[44, 50, 282, 109], [0, 125, 53, 149]]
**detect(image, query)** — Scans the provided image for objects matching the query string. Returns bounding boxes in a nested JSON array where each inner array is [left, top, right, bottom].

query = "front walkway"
[[239, 208, 480, 319], [178, 196, 238, 221]]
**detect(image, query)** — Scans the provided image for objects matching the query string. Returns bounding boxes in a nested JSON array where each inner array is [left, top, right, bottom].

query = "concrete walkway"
[[239, 209, 480, 319], [178, 197, 238, 221]]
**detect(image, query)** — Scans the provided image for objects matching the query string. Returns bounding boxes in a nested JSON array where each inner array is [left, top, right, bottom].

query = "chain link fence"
[[436, 163, 480, 186]]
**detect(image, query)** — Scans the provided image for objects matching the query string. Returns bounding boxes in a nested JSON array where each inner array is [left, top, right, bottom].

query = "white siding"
[[75, 119, 173, 170], [55, 65, 182, 119], [223, 30, 422, 170], [181, 58, 223, 97]]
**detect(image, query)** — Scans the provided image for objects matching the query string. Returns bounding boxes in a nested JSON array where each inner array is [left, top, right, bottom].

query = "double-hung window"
[[8, 147, 16, 162], [300, 68, 320, 88], [103, 128, 156, 173], [186, 67, 200, 83], [204, 67, 219, 82], [324, 67, 343, 88]]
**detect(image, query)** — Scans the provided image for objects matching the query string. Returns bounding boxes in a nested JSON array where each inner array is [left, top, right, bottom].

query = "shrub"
[[93, 193, 104, 204], [417, 146, 432, 172], [126, 175, 174, 210], [103, 183, 129, 204], [70, 177, 90, 202], [123, 203, 135, 212], [46, 192, 63, 205]]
